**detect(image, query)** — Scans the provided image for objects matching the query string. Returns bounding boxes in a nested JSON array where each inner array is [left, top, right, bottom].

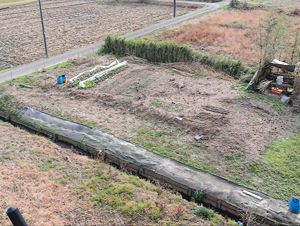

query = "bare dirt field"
[[0, 0, 198, 71], [1, 54, 299, 199], [0, 120, 237, 226]]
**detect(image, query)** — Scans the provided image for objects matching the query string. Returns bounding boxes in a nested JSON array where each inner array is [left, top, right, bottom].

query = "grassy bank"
[[0, 120, 237, 225]]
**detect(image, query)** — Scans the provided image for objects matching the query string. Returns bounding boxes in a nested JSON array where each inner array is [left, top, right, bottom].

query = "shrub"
[[230, 0, 249, 9], [101, 35, 250, 78], [194, 205, 215, 219], [102, 35, 193, 62], [192, 189, 206, 203]]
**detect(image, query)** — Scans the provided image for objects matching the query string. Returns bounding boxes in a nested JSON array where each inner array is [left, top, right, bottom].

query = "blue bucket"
[[290, 198, 300, 213], [57, 76, 63, 84]]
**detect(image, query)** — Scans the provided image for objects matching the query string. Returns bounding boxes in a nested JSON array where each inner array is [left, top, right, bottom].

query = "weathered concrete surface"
[[0, 106, 297, 226]]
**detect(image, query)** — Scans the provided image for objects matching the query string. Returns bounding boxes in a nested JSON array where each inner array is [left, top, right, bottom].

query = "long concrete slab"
[[0, 0, 229, 83]]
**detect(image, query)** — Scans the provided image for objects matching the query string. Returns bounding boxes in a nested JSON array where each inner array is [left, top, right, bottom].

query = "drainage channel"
[[0, 107, 299, 226], [5, 116, 243, 223]]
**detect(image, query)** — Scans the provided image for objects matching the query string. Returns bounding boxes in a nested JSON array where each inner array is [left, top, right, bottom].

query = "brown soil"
[[1, 54, 299, 176], [0, 0, 197, 71]]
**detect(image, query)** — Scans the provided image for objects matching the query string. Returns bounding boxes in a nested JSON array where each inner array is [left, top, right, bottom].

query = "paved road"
[[0, 0, 229, 83]]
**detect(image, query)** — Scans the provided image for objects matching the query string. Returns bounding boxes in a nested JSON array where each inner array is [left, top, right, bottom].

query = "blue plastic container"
[[62, 75, 67, 83], [290, 198, 300, 213], [57, 76, 63, 84]]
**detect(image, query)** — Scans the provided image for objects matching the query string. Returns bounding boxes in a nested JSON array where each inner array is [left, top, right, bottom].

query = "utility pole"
[[174, 0, 176, 17], [39, 0, 48, 58]]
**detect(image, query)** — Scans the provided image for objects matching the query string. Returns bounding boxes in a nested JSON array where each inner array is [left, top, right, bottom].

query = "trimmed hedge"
[[102, 35, 193, 63], [101, 35, 251, 78]]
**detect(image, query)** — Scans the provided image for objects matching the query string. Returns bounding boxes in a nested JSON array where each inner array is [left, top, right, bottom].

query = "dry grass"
[[160, 7, 300, 66], [162, 10, 269, 66], [291, 5, 300, 16], [0, 0, 35, 7], [0, 121, 236, 226]]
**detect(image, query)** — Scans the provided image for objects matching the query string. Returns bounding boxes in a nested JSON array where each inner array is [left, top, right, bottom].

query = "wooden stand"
[[294, 74, 300, 95]]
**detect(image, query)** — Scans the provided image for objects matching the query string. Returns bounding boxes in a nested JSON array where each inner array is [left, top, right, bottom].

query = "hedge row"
[[101, 35, 251, 78]]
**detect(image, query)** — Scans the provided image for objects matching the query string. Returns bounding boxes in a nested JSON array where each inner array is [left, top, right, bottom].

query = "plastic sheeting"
[[12, 107, 300, 225], [18, 106, 90, 142], [270, 59, 295, 72]]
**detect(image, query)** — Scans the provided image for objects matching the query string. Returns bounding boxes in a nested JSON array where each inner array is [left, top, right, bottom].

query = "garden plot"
[[0, 54, 299, 200], [69, 59, 128, 88], [0, 0, 197, 71]]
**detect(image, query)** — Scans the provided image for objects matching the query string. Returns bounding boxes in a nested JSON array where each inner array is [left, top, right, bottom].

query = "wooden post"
[[294, 74, 300, 95], [293, 63, 300, 95]]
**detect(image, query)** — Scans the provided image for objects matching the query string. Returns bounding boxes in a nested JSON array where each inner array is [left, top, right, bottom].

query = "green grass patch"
[[52, 60, 74, 69], [128, 125, 300, 201], [246, 132, 300, 200], [194, 205, 215, 219], [14, 74, 38, 84], [0, 93, 23, 115], [38, 158, 59, 171], [129, 127, 220, 175], [0, 59, 74, 88]]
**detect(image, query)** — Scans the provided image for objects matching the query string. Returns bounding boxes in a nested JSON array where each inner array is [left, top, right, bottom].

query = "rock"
[[194, 135, 205, 141], [170, 78, 175, 81]]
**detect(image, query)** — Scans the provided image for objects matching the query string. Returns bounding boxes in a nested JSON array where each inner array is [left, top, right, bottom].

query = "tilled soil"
[[2, 54, 299, 175], [0, 0, 196, 71]]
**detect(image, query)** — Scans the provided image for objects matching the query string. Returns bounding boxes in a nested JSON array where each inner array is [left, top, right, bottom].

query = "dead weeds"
[[161, 9, 269, 66], [1, 121, 236, 225]]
